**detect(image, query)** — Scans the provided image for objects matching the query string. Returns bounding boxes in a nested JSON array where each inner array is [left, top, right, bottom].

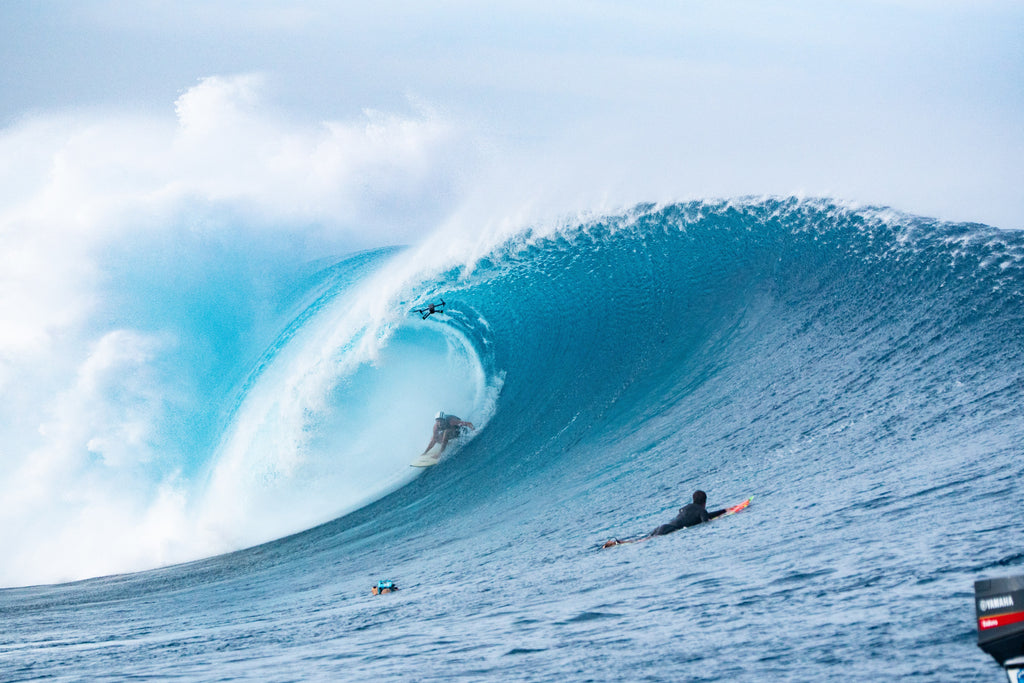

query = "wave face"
[[2, 198, 1023, 680]]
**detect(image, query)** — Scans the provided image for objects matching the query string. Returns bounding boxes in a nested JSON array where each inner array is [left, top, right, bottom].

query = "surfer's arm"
[[422, 426, 441, 454]]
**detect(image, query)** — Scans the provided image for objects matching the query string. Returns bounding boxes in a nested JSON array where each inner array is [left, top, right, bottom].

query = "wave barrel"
[[976, 575, 1024, 681]]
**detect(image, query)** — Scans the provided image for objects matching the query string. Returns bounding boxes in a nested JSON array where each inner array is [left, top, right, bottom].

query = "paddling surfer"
[[648, 490, 725, 536], [602, 490, 725, 548]]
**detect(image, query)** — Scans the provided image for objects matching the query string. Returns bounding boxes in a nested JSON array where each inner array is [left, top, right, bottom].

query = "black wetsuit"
[[650, 502, 725, 536]]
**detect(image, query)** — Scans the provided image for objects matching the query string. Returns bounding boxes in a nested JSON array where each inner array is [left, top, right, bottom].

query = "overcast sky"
[[1, 0, 1022, 229]]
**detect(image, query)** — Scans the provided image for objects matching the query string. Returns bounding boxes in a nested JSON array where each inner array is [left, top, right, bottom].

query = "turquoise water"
[[2, 199, 1022, 680]]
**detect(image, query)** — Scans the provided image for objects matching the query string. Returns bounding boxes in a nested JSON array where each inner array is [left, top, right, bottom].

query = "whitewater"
[[2, 197, 1023, 681]]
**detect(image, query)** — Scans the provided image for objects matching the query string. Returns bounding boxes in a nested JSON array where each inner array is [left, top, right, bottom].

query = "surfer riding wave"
[[421, 411, 475, 456]]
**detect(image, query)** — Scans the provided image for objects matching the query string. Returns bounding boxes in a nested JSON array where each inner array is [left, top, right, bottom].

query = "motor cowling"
[[976, 575, 1024, 682]]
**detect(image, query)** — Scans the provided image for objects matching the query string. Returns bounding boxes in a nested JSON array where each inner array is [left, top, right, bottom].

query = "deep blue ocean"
[[2, 198, 1023, 681]]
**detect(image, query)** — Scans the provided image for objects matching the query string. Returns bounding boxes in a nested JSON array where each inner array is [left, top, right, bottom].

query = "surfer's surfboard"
[[410, 445, 442, 468], [720, 497, 752, 517], [601, 497, 752, 549]]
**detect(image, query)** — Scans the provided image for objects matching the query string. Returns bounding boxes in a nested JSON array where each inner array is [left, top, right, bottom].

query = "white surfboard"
[[410, 446, 442, 468]]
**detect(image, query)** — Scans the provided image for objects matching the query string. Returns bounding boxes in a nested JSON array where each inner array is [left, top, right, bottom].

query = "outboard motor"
[[976, 575, 1024, 682]]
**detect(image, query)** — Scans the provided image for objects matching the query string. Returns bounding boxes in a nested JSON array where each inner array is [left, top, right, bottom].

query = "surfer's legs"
[[438, 427, 461, 452], [650, 523, 679, 537], [604, 533, 651, 547]]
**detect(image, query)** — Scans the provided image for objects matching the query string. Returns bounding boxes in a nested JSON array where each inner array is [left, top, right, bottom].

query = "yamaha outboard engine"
[[976, 575, 1024, 682]]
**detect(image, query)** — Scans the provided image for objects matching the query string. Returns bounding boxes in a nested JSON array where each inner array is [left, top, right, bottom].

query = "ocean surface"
[[2, 198, 1023, 681]]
